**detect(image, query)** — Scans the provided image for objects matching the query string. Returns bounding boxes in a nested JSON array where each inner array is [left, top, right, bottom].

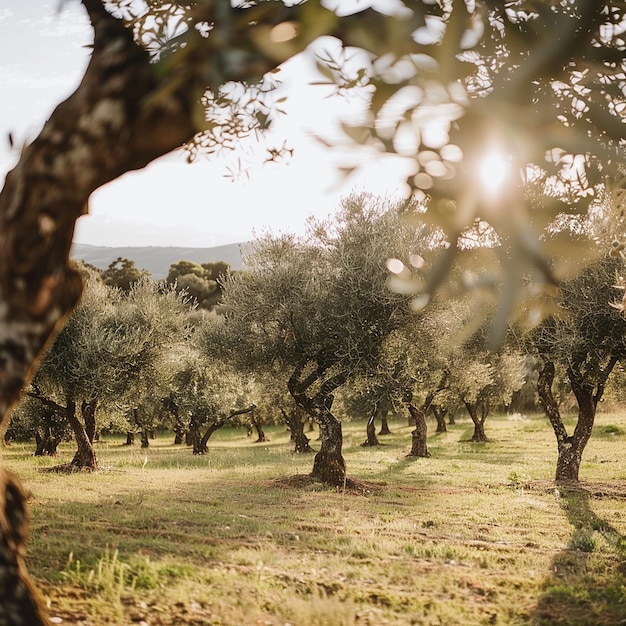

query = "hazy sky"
[[0, 1, 409, 248]]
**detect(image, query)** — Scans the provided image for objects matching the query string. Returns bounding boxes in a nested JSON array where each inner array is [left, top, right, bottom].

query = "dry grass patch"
[[3, 411, 626, 624]]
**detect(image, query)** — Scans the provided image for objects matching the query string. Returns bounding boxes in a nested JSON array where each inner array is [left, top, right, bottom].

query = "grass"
[[4, 410, 626, 625]]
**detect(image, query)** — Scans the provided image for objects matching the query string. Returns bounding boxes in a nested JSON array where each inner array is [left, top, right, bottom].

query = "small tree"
[[167, 260, 229, 309], [102, 257, 148, 292]]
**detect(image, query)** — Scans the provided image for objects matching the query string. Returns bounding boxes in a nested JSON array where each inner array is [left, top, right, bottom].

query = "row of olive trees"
[[9, 193, 530, 479], [217, 191, 626, 484], [13, 193, 626, 485], [8, 266, 258, 469], [215, 193, 533, 486]]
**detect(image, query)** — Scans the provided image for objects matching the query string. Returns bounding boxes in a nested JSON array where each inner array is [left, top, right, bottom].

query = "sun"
[[478, 150, 511, 197]]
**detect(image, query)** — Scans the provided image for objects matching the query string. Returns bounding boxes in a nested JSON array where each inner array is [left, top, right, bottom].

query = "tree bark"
[[288, 365, 348, 487], [250, 411, 268, 443], [432, 405, 447, 433], [81, 400, 97, 443], [407, 403, 431, 457], [34, 432, 45, 457], [0, 472, 51, 623], [405, 382, 445, 458], [464, 401, 489, 442], [140, 430, 150, 449], [194, 421, 223, 455], [281, 408, 312, 453], [68, 400, 98, 469], [33, 410, 60, 456], [361, 412, 380, 447], [378, 406, 391, 435], [311, 409, 346, 487], [125, 431, 135, 446], [188, 422, 203, 453], [537, 359, 617, 481]]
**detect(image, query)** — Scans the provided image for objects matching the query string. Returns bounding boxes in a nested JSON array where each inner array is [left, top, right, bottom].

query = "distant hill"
[[71, 242, 250, 279]]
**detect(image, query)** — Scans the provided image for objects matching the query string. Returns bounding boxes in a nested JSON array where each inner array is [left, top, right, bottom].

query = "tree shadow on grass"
[[532, 483, 626, 626]]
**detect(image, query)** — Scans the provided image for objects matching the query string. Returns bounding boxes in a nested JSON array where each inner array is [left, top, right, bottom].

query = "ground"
[[4, 411, 626, 625]]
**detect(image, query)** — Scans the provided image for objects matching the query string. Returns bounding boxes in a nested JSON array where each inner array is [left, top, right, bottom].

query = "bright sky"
[[0, 1, 410, 248]]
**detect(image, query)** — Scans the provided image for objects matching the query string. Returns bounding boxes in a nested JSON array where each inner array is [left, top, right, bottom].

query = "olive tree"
[[220, 194, 431, 486], [446, 323, 526, 443], [531, 256, 626, 481], [23, 269, 126, 468], [113, 279, 194, 448], [167, 322, 258, 455]]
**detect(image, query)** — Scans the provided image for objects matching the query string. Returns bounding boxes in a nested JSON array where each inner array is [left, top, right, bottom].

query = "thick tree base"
[[275, 473, 375, 495], [555, 456, 581, 482], [293, 435, 313, 454], [0, 471, 50, 624], [469, 434, 488, 443], [311, 451, 347, 488], [360, 439, 381, 447]]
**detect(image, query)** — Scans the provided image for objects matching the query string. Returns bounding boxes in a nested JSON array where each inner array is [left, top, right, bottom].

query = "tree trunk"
[[537, 359, 616, 482], [281, 408, 312, 453], [538, 361, 583, 481], [311, 409, 346, 487], [125, 431, 135, 446], [173, 431, 184, 445], [448, 413, 456, 425], [34, 420, 58, 456], [432, 405, 447, 433], [361, 412, 380, 447], [140, 430, 149, 449], [407, 403, 431, 457], [288, 365, 348, 487], [251, 413, 268, 443], [44, 435, 60, 456], [34, 432, 45, 457], [464, 401, 488, 442], [188, 423, 202, 453], [378, 407, 391, 435], [81, 400, 97, 443], [405, 385, 443, 458], [195, 421, 224, 455], [67, 401, 98, 470]]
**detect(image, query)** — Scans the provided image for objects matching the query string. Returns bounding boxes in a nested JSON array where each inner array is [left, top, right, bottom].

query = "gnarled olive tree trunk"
[[361, 411, 380, 447], [68, 400, 98, 469], [464, 400, 489, 443], [537, 359, 617, 481], [378, 406, 391, 435], [311, 409, 346, 486], [288, 364, 348, 487], [281, 407, 313, 453], [405, 374, 447, 457], [431, 404, 448, 433]]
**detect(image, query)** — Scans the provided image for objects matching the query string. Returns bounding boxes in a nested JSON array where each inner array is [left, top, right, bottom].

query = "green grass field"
[[4, 411, 626, 625]]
